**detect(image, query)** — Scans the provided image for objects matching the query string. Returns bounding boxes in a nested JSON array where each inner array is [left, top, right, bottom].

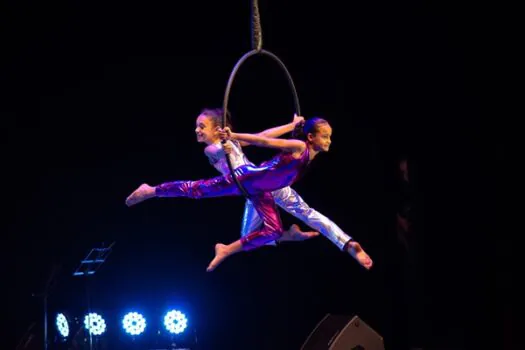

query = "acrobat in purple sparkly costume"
[[208, 140, 354, 251], [155, 148, 310, 251]]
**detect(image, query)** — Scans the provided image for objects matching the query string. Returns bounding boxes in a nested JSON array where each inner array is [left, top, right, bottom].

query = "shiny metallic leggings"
[[155, 174, 283, 251], [241, 186, 353, 251]]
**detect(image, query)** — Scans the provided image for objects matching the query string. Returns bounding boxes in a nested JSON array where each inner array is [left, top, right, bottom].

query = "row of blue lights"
[[56, 310, 188, 338]]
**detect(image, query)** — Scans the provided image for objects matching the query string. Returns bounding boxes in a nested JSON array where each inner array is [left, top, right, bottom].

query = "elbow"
[[294, 143, 306, 154]]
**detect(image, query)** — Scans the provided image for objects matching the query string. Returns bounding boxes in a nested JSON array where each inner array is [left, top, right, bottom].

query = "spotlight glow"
[[56, 313, 69, 338], [122, 312, 147, 335], [84, 312, 107, 336], [163, 310, 187, 334]]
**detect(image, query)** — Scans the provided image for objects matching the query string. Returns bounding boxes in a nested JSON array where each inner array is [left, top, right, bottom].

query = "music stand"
[[31, 264, 61, 350], [73, 242, 115, 350]]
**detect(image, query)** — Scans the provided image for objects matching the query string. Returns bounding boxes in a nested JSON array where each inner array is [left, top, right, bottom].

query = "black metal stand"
[[32, 264, 61, 350], [73, 242, 115, 350]]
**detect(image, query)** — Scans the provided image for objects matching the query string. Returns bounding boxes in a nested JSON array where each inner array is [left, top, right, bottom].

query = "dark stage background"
[[6, 1, 507, 349]]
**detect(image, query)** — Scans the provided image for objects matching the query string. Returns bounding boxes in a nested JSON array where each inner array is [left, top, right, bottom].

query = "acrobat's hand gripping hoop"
[[222, 0, 301, 199]]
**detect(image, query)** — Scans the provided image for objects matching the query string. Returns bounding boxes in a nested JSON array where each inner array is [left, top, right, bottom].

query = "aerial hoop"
[[222, 0, 301, 199]]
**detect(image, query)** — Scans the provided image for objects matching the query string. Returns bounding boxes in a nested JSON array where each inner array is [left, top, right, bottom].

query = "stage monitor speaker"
[[300, 314, 384, 350]]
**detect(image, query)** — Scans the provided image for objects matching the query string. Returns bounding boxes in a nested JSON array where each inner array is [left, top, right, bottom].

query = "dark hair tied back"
[[292, 120, 306, 139], [200, 108, 233, 129], [292, 117, 329, 140]]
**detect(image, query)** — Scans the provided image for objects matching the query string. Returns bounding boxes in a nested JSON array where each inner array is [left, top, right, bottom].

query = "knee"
[[263, 215, 283, 235], [190, 185, 202, 198], [177, 181, 198, 198], [188, 181, 209, 199], [261, 225, 283, 239], [289, 206, 314, 220]]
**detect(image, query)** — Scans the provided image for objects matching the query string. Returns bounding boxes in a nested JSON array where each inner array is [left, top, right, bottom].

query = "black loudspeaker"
[[300, 314, 384, 350]]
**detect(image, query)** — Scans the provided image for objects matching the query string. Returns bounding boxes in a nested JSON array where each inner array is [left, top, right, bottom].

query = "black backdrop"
[[6, 1, 506, 349]]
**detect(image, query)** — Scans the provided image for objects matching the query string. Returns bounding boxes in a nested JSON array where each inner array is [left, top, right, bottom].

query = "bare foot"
[[346, 241, 373, 270], [126, 183, 155, 206], [279, 224, 319, 242], [206, 243, 230, 272]]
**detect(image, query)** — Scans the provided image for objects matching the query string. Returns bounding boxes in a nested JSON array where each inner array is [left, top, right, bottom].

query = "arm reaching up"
[[219, 127, 305, 154], [237, 115, 304, 147]]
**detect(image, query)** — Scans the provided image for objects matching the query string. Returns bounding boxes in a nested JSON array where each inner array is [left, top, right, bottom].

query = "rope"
[[251, 0, 263, 51], [222, 0, 301, 199]]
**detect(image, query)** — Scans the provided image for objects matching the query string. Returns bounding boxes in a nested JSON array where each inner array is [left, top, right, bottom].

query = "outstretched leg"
[[273, 187, 351, 249], [206, 224, 320, 272], [126, 183, 156, 206], [273, 186, 373, 269], [344, 240, 373, 270], [240, 192, 283, 251], [240, 200, 317, 245], [206, 241, 243, 272], [126, 174, 241, 206], [240, 199, 276, 246], [207, 192, 284, 271]]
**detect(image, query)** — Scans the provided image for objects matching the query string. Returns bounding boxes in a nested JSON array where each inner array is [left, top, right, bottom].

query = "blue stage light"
[[163, 310, 187, 334], [56, 313, 69, 338], [122, 311, 147, 335], [84, 312, 107, 336]]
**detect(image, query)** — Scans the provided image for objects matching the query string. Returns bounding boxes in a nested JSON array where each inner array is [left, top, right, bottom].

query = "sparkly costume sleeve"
[[272, 187, 352, 251]]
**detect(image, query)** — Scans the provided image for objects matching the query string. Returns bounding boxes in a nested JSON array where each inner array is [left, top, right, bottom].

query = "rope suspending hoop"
[[222, 0, 301, 199]]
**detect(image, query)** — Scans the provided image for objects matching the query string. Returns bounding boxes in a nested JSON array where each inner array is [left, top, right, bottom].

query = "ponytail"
[[292, 117, 329, 140]]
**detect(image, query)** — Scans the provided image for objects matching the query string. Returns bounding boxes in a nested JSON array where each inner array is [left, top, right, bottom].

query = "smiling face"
[[307, 122, 332, 153], [195, 114, 219, 145]]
